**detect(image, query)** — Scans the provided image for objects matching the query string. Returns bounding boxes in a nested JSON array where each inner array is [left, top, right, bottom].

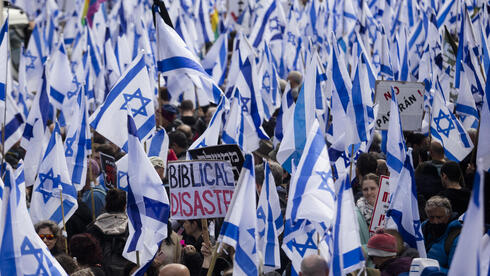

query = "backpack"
[[99, 228, 132, 275]]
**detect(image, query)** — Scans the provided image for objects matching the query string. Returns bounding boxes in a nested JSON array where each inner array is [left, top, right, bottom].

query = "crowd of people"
[[5, 73, 488, 275]]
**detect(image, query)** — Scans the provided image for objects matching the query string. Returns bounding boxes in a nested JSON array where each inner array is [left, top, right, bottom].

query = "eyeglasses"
[[39, 234, 55, 240]]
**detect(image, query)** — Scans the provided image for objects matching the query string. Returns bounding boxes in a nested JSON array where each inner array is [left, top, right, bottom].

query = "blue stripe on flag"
[[50, 86, 65, 104], [252, 0, 277, 47], [127, 185, 143, 252], [148, 130, 165, 156], [157, 57, 207, 74], [455, 104, 479, 118]]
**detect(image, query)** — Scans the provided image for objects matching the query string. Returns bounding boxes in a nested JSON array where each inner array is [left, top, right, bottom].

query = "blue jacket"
[[422, 219, 462, 273]]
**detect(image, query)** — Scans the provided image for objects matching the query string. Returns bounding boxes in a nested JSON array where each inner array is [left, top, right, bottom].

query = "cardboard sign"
[[369, 175, 390, 234], [99, 152, 117, 189], [187, 144, 244, 181], [168, 160, 235, 220], [375, 81, 424, 131]]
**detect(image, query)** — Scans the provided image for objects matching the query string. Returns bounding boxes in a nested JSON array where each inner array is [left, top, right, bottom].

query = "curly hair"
[[69, 233, 103, 266], [34, 220, 65, 255]]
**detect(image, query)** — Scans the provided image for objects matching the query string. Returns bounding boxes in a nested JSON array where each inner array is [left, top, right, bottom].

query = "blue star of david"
[[257, 206, 266, 223], [36, 169, 68, 203], [471, 84, 479, 95], [20, 237, 49, 275], [196, 138, 207, 148], [316, 171, 335, 198], [24, 50, 37, 71], [459, 114, 467, 121], [287, 32, 296, 46], [118, 171, 128, 187], [433, 109, 455, 137], [247, 228, 257, 254], [149, 28, 157, 42], [262, 71, 271, 91], [339, 151, 351, 168], [120, 88, 151, 117], [415, 42, 424, 57], [269, 17, 281, 31], [70, 60, 78, 72], [65, 134, 76, 157], [413, 220, 423, 240], [291, 230, 316, 256], [240, 97, 251, 113]]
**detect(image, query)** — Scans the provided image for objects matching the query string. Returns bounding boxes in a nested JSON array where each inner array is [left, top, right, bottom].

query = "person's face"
[[426, 207, 450, 225], [155, 166, 165, 179], [38, 227, 56, 250], [362, 179, 379, 206], [183, 220, 197, 235]]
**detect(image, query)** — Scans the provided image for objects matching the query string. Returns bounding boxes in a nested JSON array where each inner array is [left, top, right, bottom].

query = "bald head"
[[300, 255, 329, 276], [430, 141, 445, 161], [159, 264, 190, 276], [287, 71, 303, 89]]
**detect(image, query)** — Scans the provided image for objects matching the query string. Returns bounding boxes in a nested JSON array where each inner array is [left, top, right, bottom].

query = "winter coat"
[[422, 218, 462, 273]]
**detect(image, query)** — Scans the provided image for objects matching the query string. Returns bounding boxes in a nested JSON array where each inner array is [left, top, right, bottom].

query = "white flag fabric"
[[218, 154, 259, 276], [0, 164, 67, 276], [330, 173, 365, 276], [386, 149, 426, 258], [123, 114, 170, 276], [257, 162, 284, 272], [30, 123, 78, 227], [89, 52, 156, 152], [448, 161, 485, 276], [48, 41, 77, 109], [386, 87, 406, 194]]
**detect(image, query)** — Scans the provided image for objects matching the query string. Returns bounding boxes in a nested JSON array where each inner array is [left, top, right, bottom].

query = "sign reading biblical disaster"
[[168, 160, 236, 220], [375, 80, 424, 131]]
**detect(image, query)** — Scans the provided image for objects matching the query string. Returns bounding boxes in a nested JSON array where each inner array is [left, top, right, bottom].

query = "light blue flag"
[[0, 164, 68, 276], [89, 52, 156, 152], [257, 162, 284, 272], [430, 89, 474, 162], [64, 86, 91, 191], [448, 161, 485, 276], [218, 154, 259, 276], [202, 31, 229, 86], [386, 149, 427, 258], [48, 41, 77, 109], [30, 123, 78, 227], [386, 87, 406, 194], [331, 173, 365, 276], [123, 114, 170, 276], [156, 14, 223, 104], [20, 73, 51, 186]]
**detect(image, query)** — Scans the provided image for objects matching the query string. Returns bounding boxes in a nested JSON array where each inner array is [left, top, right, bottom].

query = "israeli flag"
[[0, 164, 67, 276], [104, 31, 122, 91], [330, 173, 365, 276], [89, 52, 156, 152], [386, 149, 426, 258], [30, 123, 78, 227], [23, 25, 45, 95], [386, 87, 406, 193], [218, 154, 259, 276], [147, 128, 169, 162], [202, 31, 229, 86], [258, 43, 281, 121], [477, 83, 490, 171], [64, 87, 91, 191], [123, 114, 170, 276], [430, 89, 474, 162], [0, 17, 25, 154], [448, 161, 485, 275], [273, 81, 295, 146], [455, 64, 480, 130], [257, 162, 284, 272], [21, 75, 51, 187], [281, 13, 301, 78], [436, 0, 458, 29], [285, 119, 335, 228], [248, 0, 286, 48], [194, 0, 215, 47], [156, 14, 222, 104], [48, 41, 77, 109], [188, 95, 228, 151]]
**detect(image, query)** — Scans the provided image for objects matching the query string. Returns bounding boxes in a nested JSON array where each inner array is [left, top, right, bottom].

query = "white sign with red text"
[[168, 160, 235, 220], [369, 175, 390, 234]]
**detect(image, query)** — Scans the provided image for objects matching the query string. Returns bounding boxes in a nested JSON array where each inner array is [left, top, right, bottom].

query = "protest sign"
[[99, 152, 117, 189], [375, 81, 424, 131], [168, 160, 236, 220], [369, 175, 390, 234], [187, 144, 244, 181]]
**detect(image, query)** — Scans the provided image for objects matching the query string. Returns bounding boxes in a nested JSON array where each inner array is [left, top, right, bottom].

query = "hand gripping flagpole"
[[59, 187, 69, 254]]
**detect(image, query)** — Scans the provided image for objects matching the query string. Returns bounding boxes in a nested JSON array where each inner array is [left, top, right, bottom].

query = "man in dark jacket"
[[422, 196, 461, 273]]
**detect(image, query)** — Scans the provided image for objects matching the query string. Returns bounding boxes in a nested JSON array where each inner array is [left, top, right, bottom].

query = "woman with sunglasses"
[[35, 220, 65, 257]]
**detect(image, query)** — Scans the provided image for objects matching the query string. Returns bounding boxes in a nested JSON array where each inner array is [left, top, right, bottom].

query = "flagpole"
[[59, 187, 69, 254], [206, 243, 220, 276]]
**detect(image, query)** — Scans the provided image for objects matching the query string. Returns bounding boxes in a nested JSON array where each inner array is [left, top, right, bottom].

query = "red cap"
[[367, 229, 397, 257]]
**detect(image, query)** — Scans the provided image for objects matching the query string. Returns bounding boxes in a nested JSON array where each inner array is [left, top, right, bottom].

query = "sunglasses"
[[39, 234, 55, 240]]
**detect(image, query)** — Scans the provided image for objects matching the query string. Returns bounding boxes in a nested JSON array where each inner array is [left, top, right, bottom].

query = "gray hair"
[[425, 196, 452, 215]]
